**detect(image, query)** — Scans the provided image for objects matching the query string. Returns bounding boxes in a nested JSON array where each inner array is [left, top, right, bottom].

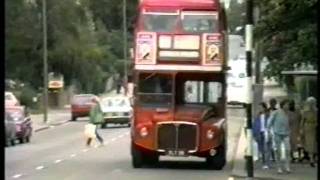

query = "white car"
[[99, 96, 132, 128], [5, 92, 20, 107]]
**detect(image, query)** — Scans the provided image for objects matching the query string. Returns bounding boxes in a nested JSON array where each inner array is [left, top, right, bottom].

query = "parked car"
[[5, 106, 32, 146], [5, 112, 16, 146], [71, 94, 98, 121], [100, 96, 132, 128], [5, 91, 19, 106]]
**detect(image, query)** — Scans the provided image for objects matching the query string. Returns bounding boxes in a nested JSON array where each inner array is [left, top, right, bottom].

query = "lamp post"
[[42, 0, 48, 123], [245, 0, 254, 179], [123, 0, 128, 86]]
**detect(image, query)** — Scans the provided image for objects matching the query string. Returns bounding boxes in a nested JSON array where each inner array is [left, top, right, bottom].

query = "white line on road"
[[70, 154, 77, 158], [111, 138, 116, 142], [82, 149, 89, 152], [54, 159, 63, 164], [12, 174, 22, 179], [35, 166, 44, 170], [125, 132, 129, 135], [118, 134, 124, 138]]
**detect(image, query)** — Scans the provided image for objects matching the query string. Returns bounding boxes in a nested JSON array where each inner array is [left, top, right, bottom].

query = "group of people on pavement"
[[253, 97, 317, 174]]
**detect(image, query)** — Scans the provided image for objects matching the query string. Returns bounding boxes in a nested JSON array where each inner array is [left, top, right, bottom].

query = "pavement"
[[230, 83, 318, 180]]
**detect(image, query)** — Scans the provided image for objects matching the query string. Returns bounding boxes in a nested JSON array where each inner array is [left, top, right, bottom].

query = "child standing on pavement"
[[267, 99, 291, 174]]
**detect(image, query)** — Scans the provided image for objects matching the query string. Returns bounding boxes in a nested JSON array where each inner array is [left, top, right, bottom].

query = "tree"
[[226, 0, 246, 35], [254, 0, 317, 80]]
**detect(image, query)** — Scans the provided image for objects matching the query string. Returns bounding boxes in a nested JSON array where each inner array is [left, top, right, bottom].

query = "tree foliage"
[[227, 1, 246, 35], [5, 0, 139, 94], [254, 0, 317, 79]]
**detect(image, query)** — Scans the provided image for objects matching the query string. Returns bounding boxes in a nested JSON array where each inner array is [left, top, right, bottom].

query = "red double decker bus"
[[130, 0, 228, 169]]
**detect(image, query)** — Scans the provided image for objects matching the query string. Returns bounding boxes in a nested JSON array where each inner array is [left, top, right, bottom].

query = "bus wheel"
[[145, 154, 159, 166], [206, 145, 226, 170], [131, 142, 144, 168]]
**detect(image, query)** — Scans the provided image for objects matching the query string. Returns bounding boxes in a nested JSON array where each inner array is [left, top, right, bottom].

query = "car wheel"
[[131, 141, 144, 168], [19, 138, 25, 144], [25, 136, 30, 143], [205, 145, 226, 170], [11, 139, 16, 146], [101, 123, 106, 129], [71, 116, 77, 121]]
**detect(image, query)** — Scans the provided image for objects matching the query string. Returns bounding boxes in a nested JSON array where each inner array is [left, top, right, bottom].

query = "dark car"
[[71, 94, 98, 121], [5, 106, 32, 146]]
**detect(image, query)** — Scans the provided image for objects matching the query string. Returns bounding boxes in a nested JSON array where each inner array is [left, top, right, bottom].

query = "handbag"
[[84, 123, 97, 139]]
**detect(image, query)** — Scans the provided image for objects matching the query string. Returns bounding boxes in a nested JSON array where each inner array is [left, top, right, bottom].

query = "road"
[[5, 107, 245, 180]]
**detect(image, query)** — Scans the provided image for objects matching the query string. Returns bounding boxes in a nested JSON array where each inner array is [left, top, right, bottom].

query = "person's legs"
[[86, 137, 92, 146], [95, 127, 104, 144], [283, 136, 291, 172], [274, 134, 283, 173], [262, 133, 271, 168]]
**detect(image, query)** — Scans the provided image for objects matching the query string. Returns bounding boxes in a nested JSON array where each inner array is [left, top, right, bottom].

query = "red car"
[[5, 106, 32, 145], [71, 94, 98, 121]]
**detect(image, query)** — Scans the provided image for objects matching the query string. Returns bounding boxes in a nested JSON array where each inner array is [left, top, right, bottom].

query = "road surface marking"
[[35, 166, 44, 170], [82, 149, 89, 152], [12, 174, 22, 179], [54, 159, 62, 163], [70, 154, 76, 158], [118, 134, 124, 138], [111, 169, 122, 173], [125, 132, 129, 135], [50, 126, 55, 128], [111, 138, 116, 142], [228, 177, 234, 180]]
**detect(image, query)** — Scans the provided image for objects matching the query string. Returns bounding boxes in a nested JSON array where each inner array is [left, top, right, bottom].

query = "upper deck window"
[[181, 11, 218, 33], [142, 11, 179, 33]]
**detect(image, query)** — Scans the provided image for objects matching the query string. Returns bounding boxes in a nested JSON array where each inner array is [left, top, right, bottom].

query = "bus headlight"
[[206, 129, 214, 139], [139, 127, 148, 137]]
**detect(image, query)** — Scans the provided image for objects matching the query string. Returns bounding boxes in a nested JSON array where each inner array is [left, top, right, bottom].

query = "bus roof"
[[140, 0, 219, 10]]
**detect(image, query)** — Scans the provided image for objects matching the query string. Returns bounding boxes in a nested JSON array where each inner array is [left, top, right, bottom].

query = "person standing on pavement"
[[300, 97, 317, 167], [253, 102, 271, 169], [268, 98, 278, 161], [287, 100, 302, 163], [86, 97, 104, 147], [267, 99, 291, 174]]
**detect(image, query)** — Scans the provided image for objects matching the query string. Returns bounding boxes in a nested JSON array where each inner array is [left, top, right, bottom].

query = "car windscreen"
[[5, 94, 13, 101], [72, 96, 93, 104], [102, 98, 129, 107]]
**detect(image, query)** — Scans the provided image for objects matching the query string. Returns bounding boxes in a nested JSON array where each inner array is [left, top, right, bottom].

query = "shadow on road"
[[141, 160, 231, 171]]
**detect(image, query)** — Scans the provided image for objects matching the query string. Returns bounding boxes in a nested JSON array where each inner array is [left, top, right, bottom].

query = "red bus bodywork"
[[131, 0, 228, 169]]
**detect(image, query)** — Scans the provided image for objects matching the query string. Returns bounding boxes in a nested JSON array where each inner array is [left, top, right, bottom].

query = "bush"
[[18, 85, 38, 109]]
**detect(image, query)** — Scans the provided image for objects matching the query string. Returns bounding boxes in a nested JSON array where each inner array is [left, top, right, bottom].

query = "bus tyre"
[[206, 145, 226, 170], [131, 142, 144, 168], [71, 116, 77, 121], [145, 154, 159, 165]]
